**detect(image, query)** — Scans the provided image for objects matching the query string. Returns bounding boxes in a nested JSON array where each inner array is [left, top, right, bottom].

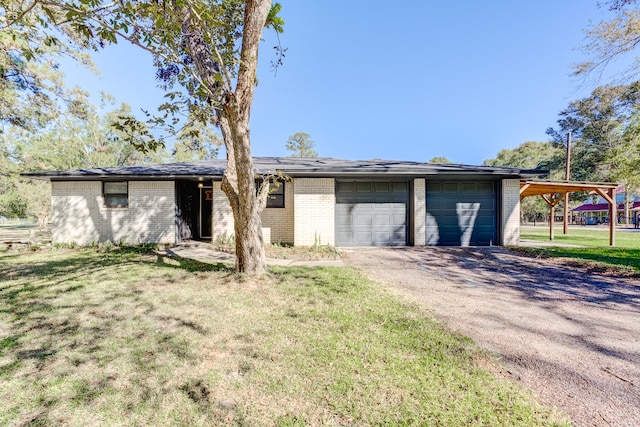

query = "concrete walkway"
[[159, 240, 344, 267]]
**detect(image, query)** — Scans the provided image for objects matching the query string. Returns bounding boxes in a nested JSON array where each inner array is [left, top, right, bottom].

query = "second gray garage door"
[[426, 180, 497, 246], [336, 181, 408, 246]]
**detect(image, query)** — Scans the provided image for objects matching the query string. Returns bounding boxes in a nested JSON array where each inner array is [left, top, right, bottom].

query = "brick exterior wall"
[[501, 179, 520, 245], [211, 181, 294, 245], [413, 178, 426, 246], [261, 182, 294, 244], [294, 178, 335, 246], [211, 181, 234, 242], [51, 181, 176, 245]]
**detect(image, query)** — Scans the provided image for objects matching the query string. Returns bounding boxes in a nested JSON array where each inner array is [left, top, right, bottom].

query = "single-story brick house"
[[23, 157, 546, 247]]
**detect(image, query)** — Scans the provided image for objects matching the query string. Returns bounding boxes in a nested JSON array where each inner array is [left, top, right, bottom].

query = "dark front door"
[[200, 187, 212, 239]]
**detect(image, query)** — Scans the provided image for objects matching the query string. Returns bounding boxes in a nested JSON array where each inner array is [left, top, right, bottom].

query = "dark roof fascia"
[[28, 175, 222, 182], [20, 157, 548, 181], [291, 172, 545, 180], [23, 170, 548, 181]]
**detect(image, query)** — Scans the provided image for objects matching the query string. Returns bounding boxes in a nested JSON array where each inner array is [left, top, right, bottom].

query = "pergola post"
[[563, 193, 569, 234], [550, 202, 555, 241], [609, 187, 616, 247], [541, 194, 563, 241], [594, 187, 617, 247]]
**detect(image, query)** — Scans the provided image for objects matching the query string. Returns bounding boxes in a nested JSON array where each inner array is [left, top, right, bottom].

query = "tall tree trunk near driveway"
[[182, 0, 273, 275]]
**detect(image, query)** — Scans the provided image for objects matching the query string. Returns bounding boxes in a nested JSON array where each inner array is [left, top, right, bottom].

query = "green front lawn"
[[0, 247, 566, 426], [519, 226, 640, 273]]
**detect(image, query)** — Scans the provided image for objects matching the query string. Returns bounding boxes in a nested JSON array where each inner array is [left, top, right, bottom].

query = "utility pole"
[[563, 132, 572, 234]]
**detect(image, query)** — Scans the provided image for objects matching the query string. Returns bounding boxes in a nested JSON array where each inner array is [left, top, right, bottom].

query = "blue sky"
[[66, 1, 620, 165]]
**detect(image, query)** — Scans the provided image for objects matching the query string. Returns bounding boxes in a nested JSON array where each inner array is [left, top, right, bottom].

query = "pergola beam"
[[520, 180, 619, 246]]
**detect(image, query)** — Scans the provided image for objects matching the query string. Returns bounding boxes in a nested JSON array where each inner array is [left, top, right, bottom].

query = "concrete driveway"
[[343, 247, 640, 427]]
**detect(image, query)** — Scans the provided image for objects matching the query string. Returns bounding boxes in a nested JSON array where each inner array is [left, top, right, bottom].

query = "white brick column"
[[294, 178, 335, 246], [413, 178, 426, 246], [501, 179, 520, 246], [261, 182, 294, 244], [212, 181, 234, 242]]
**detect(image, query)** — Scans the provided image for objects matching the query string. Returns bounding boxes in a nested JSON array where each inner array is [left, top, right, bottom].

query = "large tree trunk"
[[221, 0, 272, 275], [218, 99, 268, 274], [181, 0, 272, 274], [182, 0, 272, 274]]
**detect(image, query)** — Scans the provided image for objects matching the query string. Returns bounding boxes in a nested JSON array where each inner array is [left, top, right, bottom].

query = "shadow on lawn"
[[0, 247, 234, 424]]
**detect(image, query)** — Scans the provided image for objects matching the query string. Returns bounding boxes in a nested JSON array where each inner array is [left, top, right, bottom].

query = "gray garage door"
[[426, 180, 497, 246], [336, 181, 409, 246]]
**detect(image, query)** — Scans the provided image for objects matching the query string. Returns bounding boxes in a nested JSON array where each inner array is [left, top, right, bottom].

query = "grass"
[[212, 240, 342, 261], [519, 226, 640, 273], [0, 247, 567, 426]]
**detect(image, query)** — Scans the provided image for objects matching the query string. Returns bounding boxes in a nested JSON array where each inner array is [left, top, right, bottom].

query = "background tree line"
[[485, 0, 640, 223], [0, 91, 220, 224], [483, 81, 640, 222]]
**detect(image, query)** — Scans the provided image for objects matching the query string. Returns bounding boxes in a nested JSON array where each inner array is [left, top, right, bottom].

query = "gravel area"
[[343, 247, 640, 427]]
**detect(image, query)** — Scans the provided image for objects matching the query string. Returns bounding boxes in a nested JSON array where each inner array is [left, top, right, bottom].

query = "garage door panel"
[[356, 231, 373, 243], [394, 182, 408, 192], [374, 231, 390, 244], [393, 214, 406, 226], [336, 214, 353, 226], [336, 181, 354, 193], [373, 203, 390, 210], [476, 182, 494, 192], [375, 214, 390, 225], [443, 182, 459, 193], [375, 182, 390, 192], [336, 231, 353, 241], [357, 182, 372, 192], [392, 230, 406, 242], [426, 180, 497, 246], [356, 214, 373, 226], [436, 216, 460, 227], [461, 183, 478, 193], [336, 181, 408, 246]]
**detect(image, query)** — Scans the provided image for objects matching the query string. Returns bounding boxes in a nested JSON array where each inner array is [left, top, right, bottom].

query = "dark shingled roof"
[[21, 157, 548, 180]]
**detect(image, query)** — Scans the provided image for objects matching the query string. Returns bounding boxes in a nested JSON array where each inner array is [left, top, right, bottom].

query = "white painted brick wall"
[[212, 182, 234, 241], [261, 182, 294, 244], [211, 181, 293, 245], [501, 179, 520, 246], [414, 178, 426, 246], [51, 181, 101, 244], [294, 178, 335, 246], [51, 181, 175, 245]]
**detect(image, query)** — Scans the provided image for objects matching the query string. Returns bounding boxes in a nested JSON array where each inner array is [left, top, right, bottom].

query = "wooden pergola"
[[520, 180, 620, 246]]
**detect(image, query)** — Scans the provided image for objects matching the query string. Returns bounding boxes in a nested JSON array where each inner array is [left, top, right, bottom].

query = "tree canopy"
[[546, 82, 640, 189], [428, 156, 452, 164], [484, 141, 565, 222], [285, 132, 317, 157], [0, 94, 167, 224], [575, 0, 640, 80], [5, 0, 284, 274], [1, 0, 95, 130]]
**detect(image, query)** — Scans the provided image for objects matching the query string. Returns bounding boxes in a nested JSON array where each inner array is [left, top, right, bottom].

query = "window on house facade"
[[266, 181, 285, 208], [103, 181, 128, 208]]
